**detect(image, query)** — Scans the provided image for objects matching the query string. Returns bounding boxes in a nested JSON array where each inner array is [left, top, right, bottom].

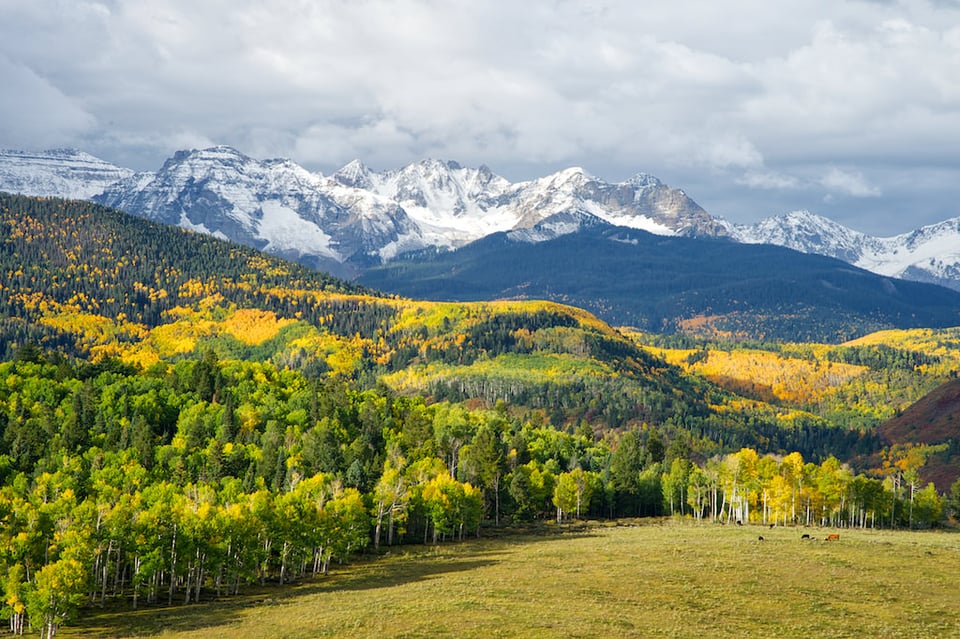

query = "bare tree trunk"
[[101, 540, 112, 606], [279, 541, 289, 585], [168, 524, 178, 606], [133, 555, 141, 610]]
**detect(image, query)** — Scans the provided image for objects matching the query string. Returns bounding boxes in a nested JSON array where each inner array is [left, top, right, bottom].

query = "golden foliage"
[[222, 308, 295, 346], [38, 302, 149, 347], [149, 318, 218, 355], [644, 344, 867, 404], [846, 326, 960, 372]]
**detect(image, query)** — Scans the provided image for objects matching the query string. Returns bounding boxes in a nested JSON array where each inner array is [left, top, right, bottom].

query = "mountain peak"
[[540, 166, 590, 189], [557, 166, 588, 178], [333, 159, 373, 189], [193, 145, 249, 161], [752, 209, 848, 236], [623, 172, 663, 188], [732, 209, 872, 267]]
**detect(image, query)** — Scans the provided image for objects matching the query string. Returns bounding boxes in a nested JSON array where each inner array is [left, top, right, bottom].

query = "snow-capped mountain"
[[4, 145, 959, 291], [333, 157, 723, 249], [727, 210, 878, 264], [730, 210, 960, 291], [0, 149, 134, 199], [94, 146, 420, 275], [878, 219, 960, 289], [86, 146, 720, 274]]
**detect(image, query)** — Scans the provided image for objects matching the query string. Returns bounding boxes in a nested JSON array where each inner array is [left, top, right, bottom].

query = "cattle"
[[758, 535, 764, 541], [801, 533, 810, 540], [826, 533, 840, 542]]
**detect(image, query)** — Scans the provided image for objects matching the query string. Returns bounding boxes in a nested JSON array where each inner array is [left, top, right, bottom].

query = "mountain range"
[[727, 210, 960, 292], [0, 147, 724, 277], [3, 146, 958, 286], [1, 192, 955, 487], [2, 146, 958, 286], [2, 146, 960, 338], [0, 149, 134, 199]]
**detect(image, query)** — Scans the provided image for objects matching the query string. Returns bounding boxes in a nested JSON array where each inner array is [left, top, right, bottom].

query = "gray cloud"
[[1, 0, 959, 234]]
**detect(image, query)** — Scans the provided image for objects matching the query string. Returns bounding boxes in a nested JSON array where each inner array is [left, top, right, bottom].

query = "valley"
[[1, 193, 958, 638], [5, 2, 960, 636]]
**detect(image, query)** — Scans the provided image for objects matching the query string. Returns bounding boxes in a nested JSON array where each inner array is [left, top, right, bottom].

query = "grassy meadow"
[[63, 520, 960, 639]]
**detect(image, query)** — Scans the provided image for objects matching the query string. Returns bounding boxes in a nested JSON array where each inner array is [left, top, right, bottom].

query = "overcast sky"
[[2, 0, 959, 235]]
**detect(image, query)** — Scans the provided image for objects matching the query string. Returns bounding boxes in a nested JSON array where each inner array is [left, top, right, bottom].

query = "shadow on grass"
[[68, 531, 590, 638]]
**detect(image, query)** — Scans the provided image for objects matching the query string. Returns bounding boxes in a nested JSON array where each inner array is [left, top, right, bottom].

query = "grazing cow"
[[769, 524, 775, 529], [826, 533, 840, 542], [736, 520, 743, 526], [801, 533, 810, 540], [758, 535, 764, 541]]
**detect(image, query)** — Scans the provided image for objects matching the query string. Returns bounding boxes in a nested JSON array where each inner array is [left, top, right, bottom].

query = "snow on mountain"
[[94, 146, 419, 276], [9, 144, 959, 292], [730, 210, 960, 291], [352, 159, 721, 248], [508, 168, 719, 237], [728, 210, 880, 263], [861, 218, 960, 289], [0, 145, 725, 272], [506, 209, 612, 243], [332, 159, 374, 190], [0, 149, 133, 199], [360, 159, 517, 248]]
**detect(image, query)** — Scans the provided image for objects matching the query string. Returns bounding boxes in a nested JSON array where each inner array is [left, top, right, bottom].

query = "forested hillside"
[[632, 330, 960, 489], [0, 193, 365, 358], [3, 346, 946, 637], [360, 225, 960, 342], [0, 193, 860, 458], [1, 194, 955, 637]]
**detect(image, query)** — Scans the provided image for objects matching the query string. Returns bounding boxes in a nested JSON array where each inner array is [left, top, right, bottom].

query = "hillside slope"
[[360, 224, 960, 343], [0, 193, 871, 460], [876, 379, 960, 491]]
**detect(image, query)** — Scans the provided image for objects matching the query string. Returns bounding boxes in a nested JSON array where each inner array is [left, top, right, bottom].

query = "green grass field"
[[65, 520, 960, 639]]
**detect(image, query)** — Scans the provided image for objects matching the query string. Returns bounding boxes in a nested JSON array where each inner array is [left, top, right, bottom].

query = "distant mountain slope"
[[731, 210, 960, 292], [360, 224, 960, 343], [0, 192, 364, 355], [876, 379, 960, 491], [0, 148, 134, 199]]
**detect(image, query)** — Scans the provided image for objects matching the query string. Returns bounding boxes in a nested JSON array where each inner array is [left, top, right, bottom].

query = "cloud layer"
[[2, 0, 959, 233]]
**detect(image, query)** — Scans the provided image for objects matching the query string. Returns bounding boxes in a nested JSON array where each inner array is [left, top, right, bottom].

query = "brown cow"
[[825, 533, 840, 542]]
